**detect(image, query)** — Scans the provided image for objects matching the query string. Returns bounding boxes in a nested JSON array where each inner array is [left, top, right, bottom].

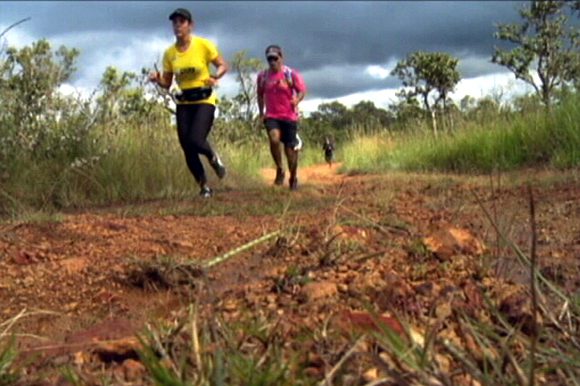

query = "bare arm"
[[206, 55, 229, 86], [258, 94, 264, 118], [291, 72, 307, 107], [292, 91, 306, 106], [257, 74, 265, 118], [149, 70, 173, 90]]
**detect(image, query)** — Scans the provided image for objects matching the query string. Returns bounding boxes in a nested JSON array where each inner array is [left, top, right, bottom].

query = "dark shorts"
[[264, 118, 302, 149]]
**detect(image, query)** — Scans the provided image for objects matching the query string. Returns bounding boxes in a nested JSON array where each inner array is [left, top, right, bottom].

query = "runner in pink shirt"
[[257, 45, 307, 190]]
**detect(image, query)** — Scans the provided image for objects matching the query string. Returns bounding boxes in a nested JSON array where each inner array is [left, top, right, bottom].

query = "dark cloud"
[[299, 64, 386, 99], [1, 1, 528, 99]]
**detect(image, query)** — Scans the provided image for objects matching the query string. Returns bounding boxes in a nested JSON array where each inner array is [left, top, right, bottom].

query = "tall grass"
[[1, 123, 198, 215], [339, 131, 396, 173], [342, 93, 580, 174], [0, 115, 327, 218]]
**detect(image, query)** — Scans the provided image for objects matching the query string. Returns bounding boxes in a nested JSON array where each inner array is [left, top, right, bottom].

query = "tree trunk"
[[423, 94, 437, 136], [542, 84, 551, 111], [447, 111, 454, 132], [431, 109, 437, 137], [442, 95, 452, 132]]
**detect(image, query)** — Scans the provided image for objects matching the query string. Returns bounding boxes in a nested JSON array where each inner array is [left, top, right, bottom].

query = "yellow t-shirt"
[[162, 35, 219, 105]]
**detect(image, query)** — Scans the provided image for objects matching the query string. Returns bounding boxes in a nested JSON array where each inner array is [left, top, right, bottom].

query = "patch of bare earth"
[[1, 165, 578, 384]]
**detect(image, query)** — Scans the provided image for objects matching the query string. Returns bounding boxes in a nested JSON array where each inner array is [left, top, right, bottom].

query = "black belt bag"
[[175, 87, 213, 102]]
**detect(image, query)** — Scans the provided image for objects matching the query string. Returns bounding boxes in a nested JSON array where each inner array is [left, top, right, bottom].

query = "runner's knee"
[[268, 130, 281, 144]]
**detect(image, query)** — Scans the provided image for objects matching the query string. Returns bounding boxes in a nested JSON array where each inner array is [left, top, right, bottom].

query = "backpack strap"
[[260, 66, 296, 94], [283, 66, 293, 87], [283, 66, 297, 95]]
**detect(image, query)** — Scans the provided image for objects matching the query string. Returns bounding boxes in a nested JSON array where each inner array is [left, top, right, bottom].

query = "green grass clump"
[[341, 93, 580, 174], [1, 116, 329, 219], [136, 306, 315, 386], [0, 338, 19, 386]]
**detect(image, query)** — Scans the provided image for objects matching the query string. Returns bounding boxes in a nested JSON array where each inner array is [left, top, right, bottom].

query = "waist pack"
[[175, 87, 213, 102]]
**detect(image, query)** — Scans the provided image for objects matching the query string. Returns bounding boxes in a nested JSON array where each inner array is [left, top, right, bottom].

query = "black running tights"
[[175, 103, 216, 185]]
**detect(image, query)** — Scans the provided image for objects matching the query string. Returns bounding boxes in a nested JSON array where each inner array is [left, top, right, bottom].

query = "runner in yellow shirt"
[[149, 8, 229, 198]]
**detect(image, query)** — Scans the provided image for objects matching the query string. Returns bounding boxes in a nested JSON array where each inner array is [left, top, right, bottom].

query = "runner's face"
[[172, 17, 192, 39], [266, 54, 282, 71]]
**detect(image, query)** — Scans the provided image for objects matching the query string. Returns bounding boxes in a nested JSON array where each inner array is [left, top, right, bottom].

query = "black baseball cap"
[[169, 8, 192, 22], [265, 45, 283, 57]]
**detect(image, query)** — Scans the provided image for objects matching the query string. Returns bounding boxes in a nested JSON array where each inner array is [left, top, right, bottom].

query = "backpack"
[[259, 65, 296, 94]]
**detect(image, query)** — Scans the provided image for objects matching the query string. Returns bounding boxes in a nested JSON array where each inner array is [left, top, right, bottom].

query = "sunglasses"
[[267, 56, 280, 62], [171, 18, 190, 25]]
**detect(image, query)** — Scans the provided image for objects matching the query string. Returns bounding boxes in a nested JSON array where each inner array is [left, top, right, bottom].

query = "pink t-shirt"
[[257, 66, 307, 122]]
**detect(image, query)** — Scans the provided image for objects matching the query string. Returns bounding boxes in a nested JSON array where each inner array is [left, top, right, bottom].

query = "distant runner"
[[149, 8, 229, 198], [322, 136, 335, 167], [257, 45, 307, 190]]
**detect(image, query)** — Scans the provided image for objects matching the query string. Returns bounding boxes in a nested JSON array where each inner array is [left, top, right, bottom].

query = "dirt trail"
[[260, 162, 346, 186], [1, 165, 578, 384]]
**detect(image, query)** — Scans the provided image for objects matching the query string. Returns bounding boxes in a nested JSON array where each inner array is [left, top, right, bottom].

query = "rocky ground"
[[1, 164, 578, 385]]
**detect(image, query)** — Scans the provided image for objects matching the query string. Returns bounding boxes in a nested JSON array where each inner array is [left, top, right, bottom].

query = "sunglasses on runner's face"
[[267, 56, 279, 62]]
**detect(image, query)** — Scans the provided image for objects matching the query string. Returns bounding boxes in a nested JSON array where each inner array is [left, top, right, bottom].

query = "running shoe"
[[289, 176, 298, 191], [293, 134, 303, 151], [274, 168, 285, 186], [210, 154, 226, 179], [199, 186, 213, 198]]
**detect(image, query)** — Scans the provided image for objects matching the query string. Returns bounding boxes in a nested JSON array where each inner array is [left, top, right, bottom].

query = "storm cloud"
[[1, 1, 527, 102]]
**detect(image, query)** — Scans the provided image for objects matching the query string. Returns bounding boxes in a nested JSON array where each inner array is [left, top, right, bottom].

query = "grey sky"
[[1, 1, 528, 106]]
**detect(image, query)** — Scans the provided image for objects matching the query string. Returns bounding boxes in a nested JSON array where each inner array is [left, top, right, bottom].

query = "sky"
[[0, 1, 536, 113]]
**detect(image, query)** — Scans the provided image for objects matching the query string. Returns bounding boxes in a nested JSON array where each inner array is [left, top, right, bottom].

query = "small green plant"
[[407, 238, 432, 261], [0, 337, 19, 386], [137, 305, 315, 386], [59, 366, 83, 386], [409, 263, 430, 281], [273, 265, 311, 294], [0, 309, 56, 385]]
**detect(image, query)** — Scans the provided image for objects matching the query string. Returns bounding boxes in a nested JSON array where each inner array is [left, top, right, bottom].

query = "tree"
[[492, 0, 579, 108], [211, 51, 265, 144], [391, 51, 460, 135], [97, 66, 137, 122], [459, 95, 476, 113], [215, 95, 237, 122], [96, 66, 169, 129], [349, 100, 393, 129], [388, 97, 424, 129], [512, 92, 543, 114], [466, 96, 502, 123], [0, 39, 79, 154], [230, 50, 264, 123], [310, 101, 350, 130]]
